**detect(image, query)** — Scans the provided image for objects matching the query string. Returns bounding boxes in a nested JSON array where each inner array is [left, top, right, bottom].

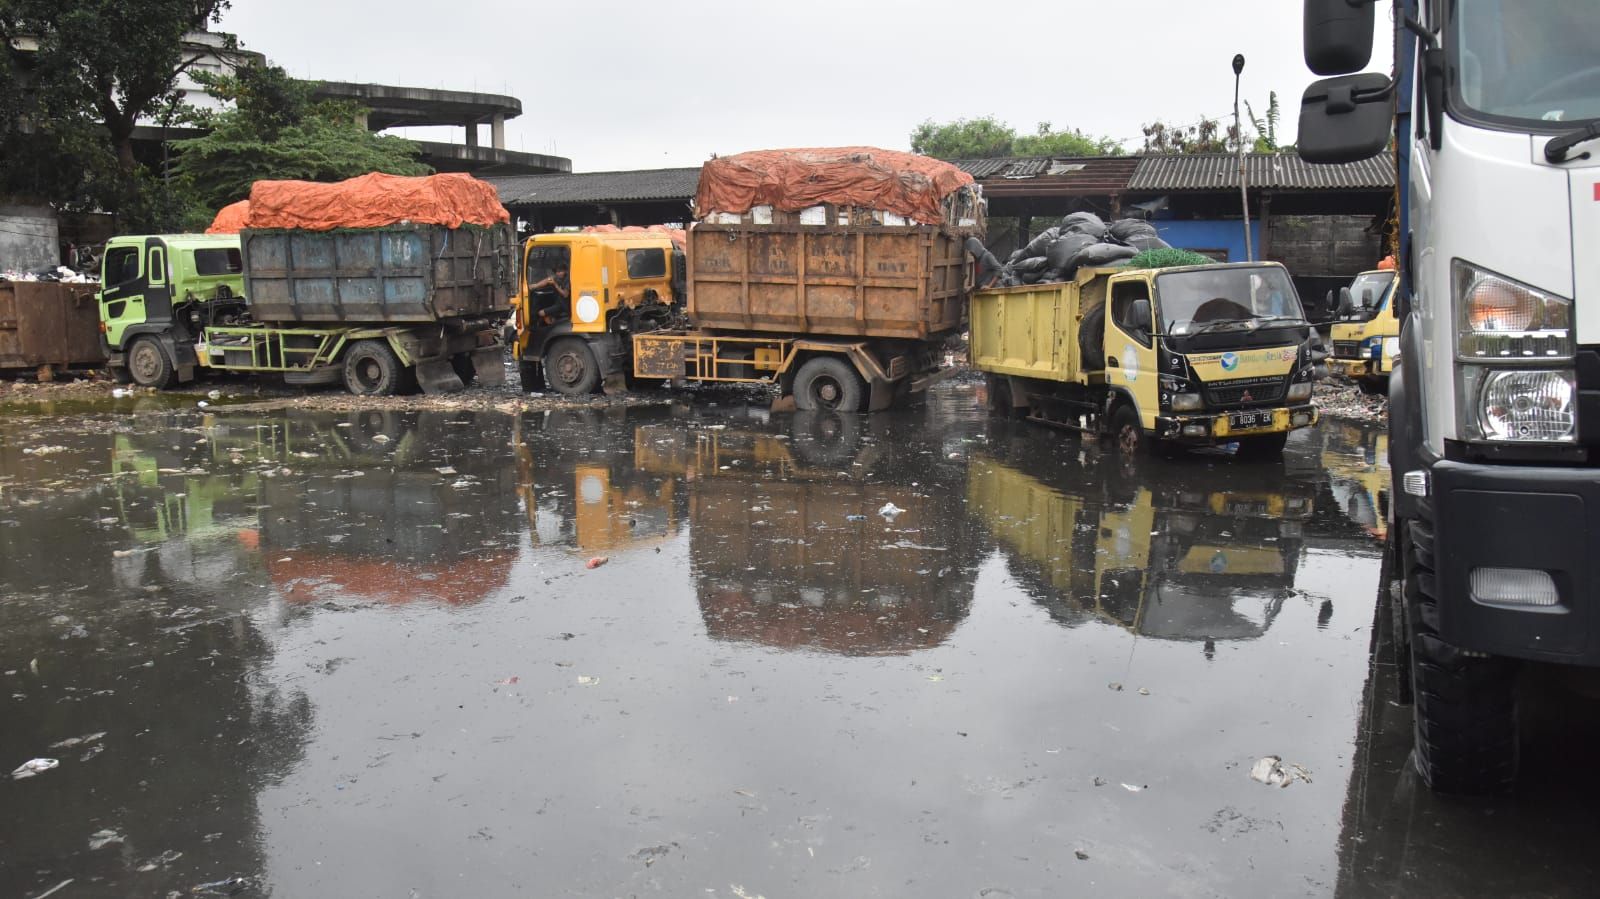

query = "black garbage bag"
[[1059, 212, 1109, 240], [1017, 226, 1061, 261], [1109, 218, 1169, 251], [1045, 233, 1095, 272], [1008, 255, 1050, 275], [1075, 242, 1139, 268]]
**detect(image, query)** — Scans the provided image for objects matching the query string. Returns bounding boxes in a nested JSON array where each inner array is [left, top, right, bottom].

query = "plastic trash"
[[845, 514, 867, 522], [1017, 226, 1061, 260], [1250, 755, 1312, 787], [585, 556, 609, 569], [207, 389, 222, 400], [1059, 212, 1109, 240], [11, 758, 58, 779], [1075, 242, 1139, 267], [192, 877, 251, 895], [577, 675, 599, 686], [878, 502, 905, 521], [1045, 233, 1095, 272], [88, 829, 124, 850]]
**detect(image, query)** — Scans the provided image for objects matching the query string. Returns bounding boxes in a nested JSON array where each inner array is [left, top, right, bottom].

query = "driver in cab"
[[529, 264, 570, 326]]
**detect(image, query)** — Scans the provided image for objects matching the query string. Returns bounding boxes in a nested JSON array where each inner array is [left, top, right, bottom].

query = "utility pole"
[[1233, 53, 1253, 262]]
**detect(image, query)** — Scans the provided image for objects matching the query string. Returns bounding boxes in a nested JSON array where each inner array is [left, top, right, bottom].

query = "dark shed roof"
[[485, 168, 701, 207], [1127, 153, 1394, 191], [953, 156, 1142, 196]]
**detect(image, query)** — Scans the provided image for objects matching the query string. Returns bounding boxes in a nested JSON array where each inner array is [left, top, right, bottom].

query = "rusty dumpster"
[[0, 281, 105, 371]]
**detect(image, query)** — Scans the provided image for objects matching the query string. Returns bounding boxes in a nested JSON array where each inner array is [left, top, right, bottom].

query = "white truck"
[[1298, 0, 1599, 793]]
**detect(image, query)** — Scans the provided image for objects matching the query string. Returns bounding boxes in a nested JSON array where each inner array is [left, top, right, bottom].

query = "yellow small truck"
[[1327, 268, 1399, 394]]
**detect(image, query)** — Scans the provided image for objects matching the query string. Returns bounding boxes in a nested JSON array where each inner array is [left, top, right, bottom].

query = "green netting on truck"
[[1123, 248, 1216, 270]]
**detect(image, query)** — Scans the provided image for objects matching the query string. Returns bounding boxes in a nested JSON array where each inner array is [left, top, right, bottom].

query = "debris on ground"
[[87, 829, 124, 850], [190, 876, 252, 895], [878, 502, 905, 521], [136, 849, 183, 872], [585, 556, 609, 569], [1315, 381, 1387, 423], [1249, 755, 1313, 788], [1074, 849, 1090, 861], [11, 757, 59, 779], [577, 675, 599, 686]]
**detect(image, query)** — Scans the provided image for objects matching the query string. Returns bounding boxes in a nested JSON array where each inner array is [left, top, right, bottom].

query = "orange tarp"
[[241, 172, 510, 231], [206, 199, 250, 235], [581, 223, 686, 248], [695, 147, 975, 225]]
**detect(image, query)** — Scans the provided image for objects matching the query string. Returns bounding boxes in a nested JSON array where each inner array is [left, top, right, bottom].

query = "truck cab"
[[1327, 268, 1399, 393], [99, 234, 246, 386], [513, 232, 681, 394]]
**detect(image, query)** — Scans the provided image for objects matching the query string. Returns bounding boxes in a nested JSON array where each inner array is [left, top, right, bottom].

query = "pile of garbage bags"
[[995, 213, 1170, 287], [1, 265, 98, 284]]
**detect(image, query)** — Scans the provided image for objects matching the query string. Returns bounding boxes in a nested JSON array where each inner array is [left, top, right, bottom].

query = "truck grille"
[[1204, 376, 1287, 409], [1332, 340, 1362, 359]]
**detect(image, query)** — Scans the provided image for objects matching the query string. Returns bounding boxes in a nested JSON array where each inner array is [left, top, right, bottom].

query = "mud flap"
[[770, 394, 798, 413], [415, 358, 465, 394], [867, 378, 896, 412], [602, 372, 628, 395], [471, 347, 505, 387]]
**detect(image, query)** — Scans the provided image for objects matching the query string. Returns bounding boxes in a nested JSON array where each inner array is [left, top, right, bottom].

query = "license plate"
[[1229, 410, 1270, 431]]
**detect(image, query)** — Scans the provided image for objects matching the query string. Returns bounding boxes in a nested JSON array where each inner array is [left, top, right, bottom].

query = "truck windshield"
[[1155, 267, 1305, 333], [1452, 0, 1600, 125], [1347, 271, 1394, 314]]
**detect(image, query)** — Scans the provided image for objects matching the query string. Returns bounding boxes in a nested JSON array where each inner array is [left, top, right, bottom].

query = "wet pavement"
[[2, 383, 1597, 897]]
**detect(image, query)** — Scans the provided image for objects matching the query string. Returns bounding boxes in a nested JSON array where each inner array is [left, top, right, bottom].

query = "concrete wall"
[[0, 205, 59, 272], [1153, 219, 1263, 264], [1266, 214, 1380, 276]]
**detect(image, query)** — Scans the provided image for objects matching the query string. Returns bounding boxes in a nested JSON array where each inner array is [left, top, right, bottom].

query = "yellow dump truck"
[[971, 261, 1322, 457], [1326, 268, 1399, 394]]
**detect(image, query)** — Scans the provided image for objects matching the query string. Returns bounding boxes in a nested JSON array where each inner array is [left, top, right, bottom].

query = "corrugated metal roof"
[[485, 168, 701, 207], [953, 156, 1141, 195], [1127, 153, 1393, 191]]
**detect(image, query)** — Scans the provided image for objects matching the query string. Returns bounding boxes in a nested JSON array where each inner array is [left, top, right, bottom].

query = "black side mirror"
[[1298, 73, 1393, 163], [1129, 298, 1152, 333], [1304, 0, 1375, 76], [1338, 286, 1356, 316]]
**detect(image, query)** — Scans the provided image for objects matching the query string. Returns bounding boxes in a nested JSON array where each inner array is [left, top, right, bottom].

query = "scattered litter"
[[585, 556, 609, 569], [191, 876, 251, 895], [21, 445, 68, 456], [878, 502, 905, 521], [111, 388, 128, 398], [1092, 776, 1107, 787], [196, 400, 209, 409], [925, 674, 944, 682], [207, 389, 223, 400], [29, 880, 73, 899], [1249, 756, 1312, 788], [50, 732, 105, 750], [436, 466, 457, 475], [136, 849, 183, 872], [947, 452, 960, 460], [845, 514, 866, 522], [371, 434, 391, 444], [87, 829, 124, 850], [577, 675, 599, 686], [1121, 783, 1144, 792], [1107, 682, 1123, 692], [112, 549, 137, 558], [1074, 849, 1090, 861], [1137, 687, 1150, 696], [11, 758, 59, 779], [495, 676, 519, 686]]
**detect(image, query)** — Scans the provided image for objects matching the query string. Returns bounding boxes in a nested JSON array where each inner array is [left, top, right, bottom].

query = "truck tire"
[[793, 356, 865, 412], [109, 364, 134, 385], [545, 337, 601, 396], [1109, 404, 1147, 455], [451, 353, 477, 387], [127, 336, 176, 389], [343, 339, 405, 396], [1359, 377, 1388, 395], [1079, 305, 1107, 371], [1236, 431, 1290, 458], [986, 374, 1026, 418], [1403, 518, 1520, 794]]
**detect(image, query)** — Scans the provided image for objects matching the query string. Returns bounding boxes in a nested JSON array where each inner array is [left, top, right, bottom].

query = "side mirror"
[[1304, 0, 1375, 76], [1129, 298, 1153, 333], [1338, 287, 1356, 316], [1298, 73, 1393, 163]]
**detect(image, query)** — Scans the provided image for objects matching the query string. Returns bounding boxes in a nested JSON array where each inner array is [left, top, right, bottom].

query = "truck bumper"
[[1328, 358, 1370, 379], [1429, 459, 1600, 665], [1159, 404, 1318, 443]]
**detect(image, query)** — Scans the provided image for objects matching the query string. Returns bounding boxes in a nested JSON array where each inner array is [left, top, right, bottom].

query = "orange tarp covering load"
[[696, 147, 975, 226], [581, 223, 686, 248], [206, 199, 250, 235], [242, 172, 510, 231]]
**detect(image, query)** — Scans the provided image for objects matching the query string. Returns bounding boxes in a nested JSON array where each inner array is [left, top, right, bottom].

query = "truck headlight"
[[1462, 367, 1577, 443], [1454, 260, 1572, 359], [576, 294, 601, 323], [1170, 393, 1203, 412], [1287, 381, 1312, 403], [1382, 337, 1399, 361]]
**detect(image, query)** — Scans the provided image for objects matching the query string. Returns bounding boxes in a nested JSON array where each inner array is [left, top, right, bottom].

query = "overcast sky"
[[220, 0, 1392, 173]]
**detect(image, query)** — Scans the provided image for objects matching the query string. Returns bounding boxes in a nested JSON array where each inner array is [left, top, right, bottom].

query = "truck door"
[[144, 241, 175, 329], [1104, 274, 1159, 428], [98, 243, 146, 349]]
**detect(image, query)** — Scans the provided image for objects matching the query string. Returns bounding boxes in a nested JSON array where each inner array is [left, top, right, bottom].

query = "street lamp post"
[[1233, 53, 1253, 262]]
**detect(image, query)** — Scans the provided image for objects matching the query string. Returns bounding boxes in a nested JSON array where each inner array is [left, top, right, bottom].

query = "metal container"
[[969, 271, 1110, 384], [686, 223, 968, 340], [241, 223, 515, 325], [0, 282, 105, 370]]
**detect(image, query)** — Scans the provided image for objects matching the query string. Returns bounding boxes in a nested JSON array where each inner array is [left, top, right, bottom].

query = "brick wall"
[[1267, 215, 1381, 276]]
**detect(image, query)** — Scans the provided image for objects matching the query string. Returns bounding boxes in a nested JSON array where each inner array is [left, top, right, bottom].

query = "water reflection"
[[968, 431, 1315, 646], [1320, 420, 1389, 542]]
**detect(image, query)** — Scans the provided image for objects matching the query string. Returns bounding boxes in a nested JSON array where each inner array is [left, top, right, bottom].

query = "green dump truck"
[[99, 225, 515, 395], [972, 261, 1323, 456]]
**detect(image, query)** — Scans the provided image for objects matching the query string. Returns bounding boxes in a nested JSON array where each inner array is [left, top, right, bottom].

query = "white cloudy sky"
[[220, 0, 1392, 172]]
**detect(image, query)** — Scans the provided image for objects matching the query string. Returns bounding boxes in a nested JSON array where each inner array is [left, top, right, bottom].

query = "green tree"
[[173, 62, 430, 214], [1138, 117, 1242, 154], [1246, 91, 1293, 154], [911, 116, 1123, 159]]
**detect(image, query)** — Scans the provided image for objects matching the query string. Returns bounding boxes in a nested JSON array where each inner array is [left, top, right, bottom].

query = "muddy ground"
[[2, 381, 1595, 899]]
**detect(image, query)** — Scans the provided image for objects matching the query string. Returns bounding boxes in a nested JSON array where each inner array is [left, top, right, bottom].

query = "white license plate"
[[1229, 410, 1270, 430]]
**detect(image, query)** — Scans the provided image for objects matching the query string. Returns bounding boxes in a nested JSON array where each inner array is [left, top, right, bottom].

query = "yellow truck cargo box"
[[969, 268, 1113, 383]]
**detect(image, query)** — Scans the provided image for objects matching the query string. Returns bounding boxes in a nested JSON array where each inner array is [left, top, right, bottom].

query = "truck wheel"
[[343, 339, 404, 396], [519, 360, 546, 393], [1359, 377, 1388, 395], [1236, 431, 1289, 458], [451, 353, 477, 387], [546, 338, 600, 395], [127, 336, 175, 389], [986, 374, 1025, 418], [793, 356, 864, 412], [1403, 519, 1520, 794], [1109, 404, 1147, 455]]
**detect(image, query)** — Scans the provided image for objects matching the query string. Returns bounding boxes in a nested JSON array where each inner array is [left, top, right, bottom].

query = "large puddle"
[[2, 384, 1594, 897]]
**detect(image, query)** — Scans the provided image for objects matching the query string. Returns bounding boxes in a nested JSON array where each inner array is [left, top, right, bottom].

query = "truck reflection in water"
[[641, 409, 979, 656], [968, 441, 1312, 646], [1320, 420, 1389, 542]]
